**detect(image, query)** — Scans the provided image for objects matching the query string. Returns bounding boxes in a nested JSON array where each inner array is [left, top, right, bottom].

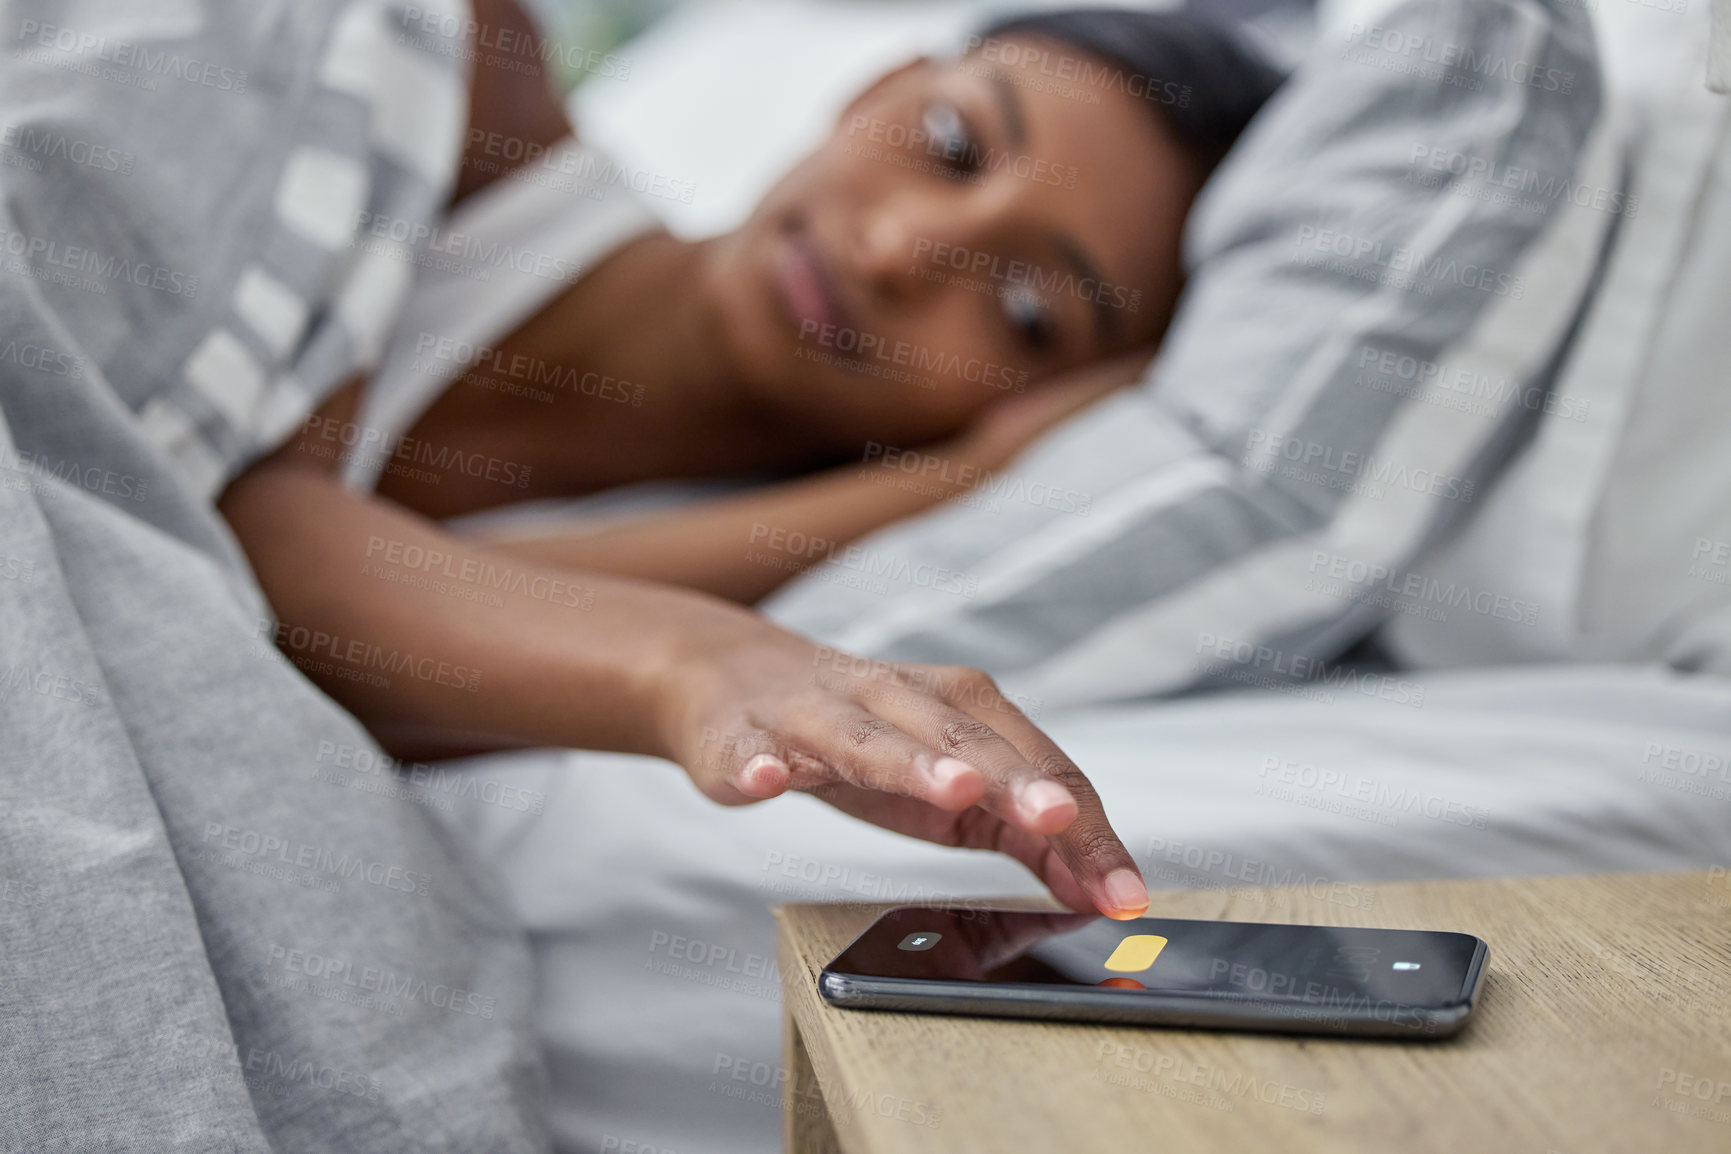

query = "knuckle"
[[938, 716, 997, 753], [1066, 826, 1126, 864], [844, 716, 898, 751], [1030, 750, 1085, 786]]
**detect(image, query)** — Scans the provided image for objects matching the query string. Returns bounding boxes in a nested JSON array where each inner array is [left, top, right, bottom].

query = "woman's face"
[[699, 34, 1204, 444]]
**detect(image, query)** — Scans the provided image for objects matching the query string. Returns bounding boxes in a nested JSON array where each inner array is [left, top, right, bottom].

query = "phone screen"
[[824, 907, 1484, 1030]]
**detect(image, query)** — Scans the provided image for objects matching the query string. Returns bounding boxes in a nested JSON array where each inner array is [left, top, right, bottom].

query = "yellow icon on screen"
[[1104, 934, 1168, 973]]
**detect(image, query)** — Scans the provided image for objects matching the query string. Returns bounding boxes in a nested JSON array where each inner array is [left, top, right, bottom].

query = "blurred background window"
[[523, 0, 691, 91], [526, 0, 1312, 236], [526, 0, 1311, 91]]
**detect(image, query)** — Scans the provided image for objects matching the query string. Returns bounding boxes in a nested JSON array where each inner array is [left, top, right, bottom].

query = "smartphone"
[[820, 907, 1489, 1038]]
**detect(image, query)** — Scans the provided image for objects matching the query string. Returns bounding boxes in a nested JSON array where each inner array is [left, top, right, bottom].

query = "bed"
[[428, 1, 1731, 1151]]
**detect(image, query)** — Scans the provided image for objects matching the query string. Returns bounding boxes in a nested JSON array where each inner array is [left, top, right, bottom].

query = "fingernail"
[[742, 754, 787, 792], [930, 757, 977, 788], [1018, 778, 1074, 821], [1103, 869, 1149, 917]]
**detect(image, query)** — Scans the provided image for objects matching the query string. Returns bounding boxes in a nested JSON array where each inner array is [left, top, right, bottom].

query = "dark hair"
[[978, 8, 1285, 168]]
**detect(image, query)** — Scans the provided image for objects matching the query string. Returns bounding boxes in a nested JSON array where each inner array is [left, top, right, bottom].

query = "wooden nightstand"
[[777, 871, 1731, 1153]]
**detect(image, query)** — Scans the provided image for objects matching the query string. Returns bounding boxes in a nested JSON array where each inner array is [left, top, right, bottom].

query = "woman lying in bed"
[[221, 2, 1280, 918]]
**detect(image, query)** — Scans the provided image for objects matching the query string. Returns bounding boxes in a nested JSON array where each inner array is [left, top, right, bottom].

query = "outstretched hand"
[[653, 613, 1149, 919]]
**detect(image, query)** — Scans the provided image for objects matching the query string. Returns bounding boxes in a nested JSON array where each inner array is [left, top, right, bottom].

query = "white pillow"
[[1380, 1, 1731, 673], [763, 0, 1620, 708]]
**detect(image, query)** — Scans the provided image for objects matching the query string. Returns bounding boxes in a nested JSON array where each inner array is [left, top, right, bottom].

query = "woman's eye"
[[921, 102, 980, 180], [1001, 286, 1055, 351]]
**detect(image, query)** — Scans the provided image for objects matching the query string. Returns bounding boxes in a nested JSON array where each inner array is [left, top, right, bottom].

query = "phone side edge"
[[819, 971, 1473, 1039]]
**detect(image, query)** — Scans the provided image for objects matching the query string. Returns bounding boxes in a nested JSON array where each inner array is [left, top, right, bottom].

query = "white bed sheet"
[[436, 663, 1731, 1154]]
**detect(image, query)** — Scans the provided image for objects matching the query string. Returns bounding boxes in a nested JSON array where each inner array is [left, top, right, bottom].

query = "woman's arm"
[[218, 432, 1150, 919], [476, 356, 1146, 603], [475, 434, 1000, 604], [453, 0, 574, 204]]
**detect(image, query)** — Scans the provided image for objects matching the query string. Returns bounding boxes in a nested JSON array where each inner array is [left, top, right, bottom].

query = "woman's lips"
[[774, 233, 851, 334]]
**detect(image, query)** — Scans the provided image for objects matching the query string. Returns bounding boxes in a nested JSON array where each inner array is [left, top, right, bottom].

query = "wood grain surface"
[[776, 871, 1731, 1154]]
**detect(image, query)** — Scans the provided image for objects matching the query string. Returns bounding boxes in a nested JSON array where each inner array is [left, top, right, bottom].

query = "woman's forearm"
[[219, 457, 737, 758], [477, 440, 997, 604]]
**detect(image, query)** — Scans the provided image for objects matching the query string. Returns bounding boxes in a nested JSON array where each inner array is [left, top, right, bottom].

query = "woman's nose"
[[850, 201, 924, 302], [850, 192, 1002, 305]]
